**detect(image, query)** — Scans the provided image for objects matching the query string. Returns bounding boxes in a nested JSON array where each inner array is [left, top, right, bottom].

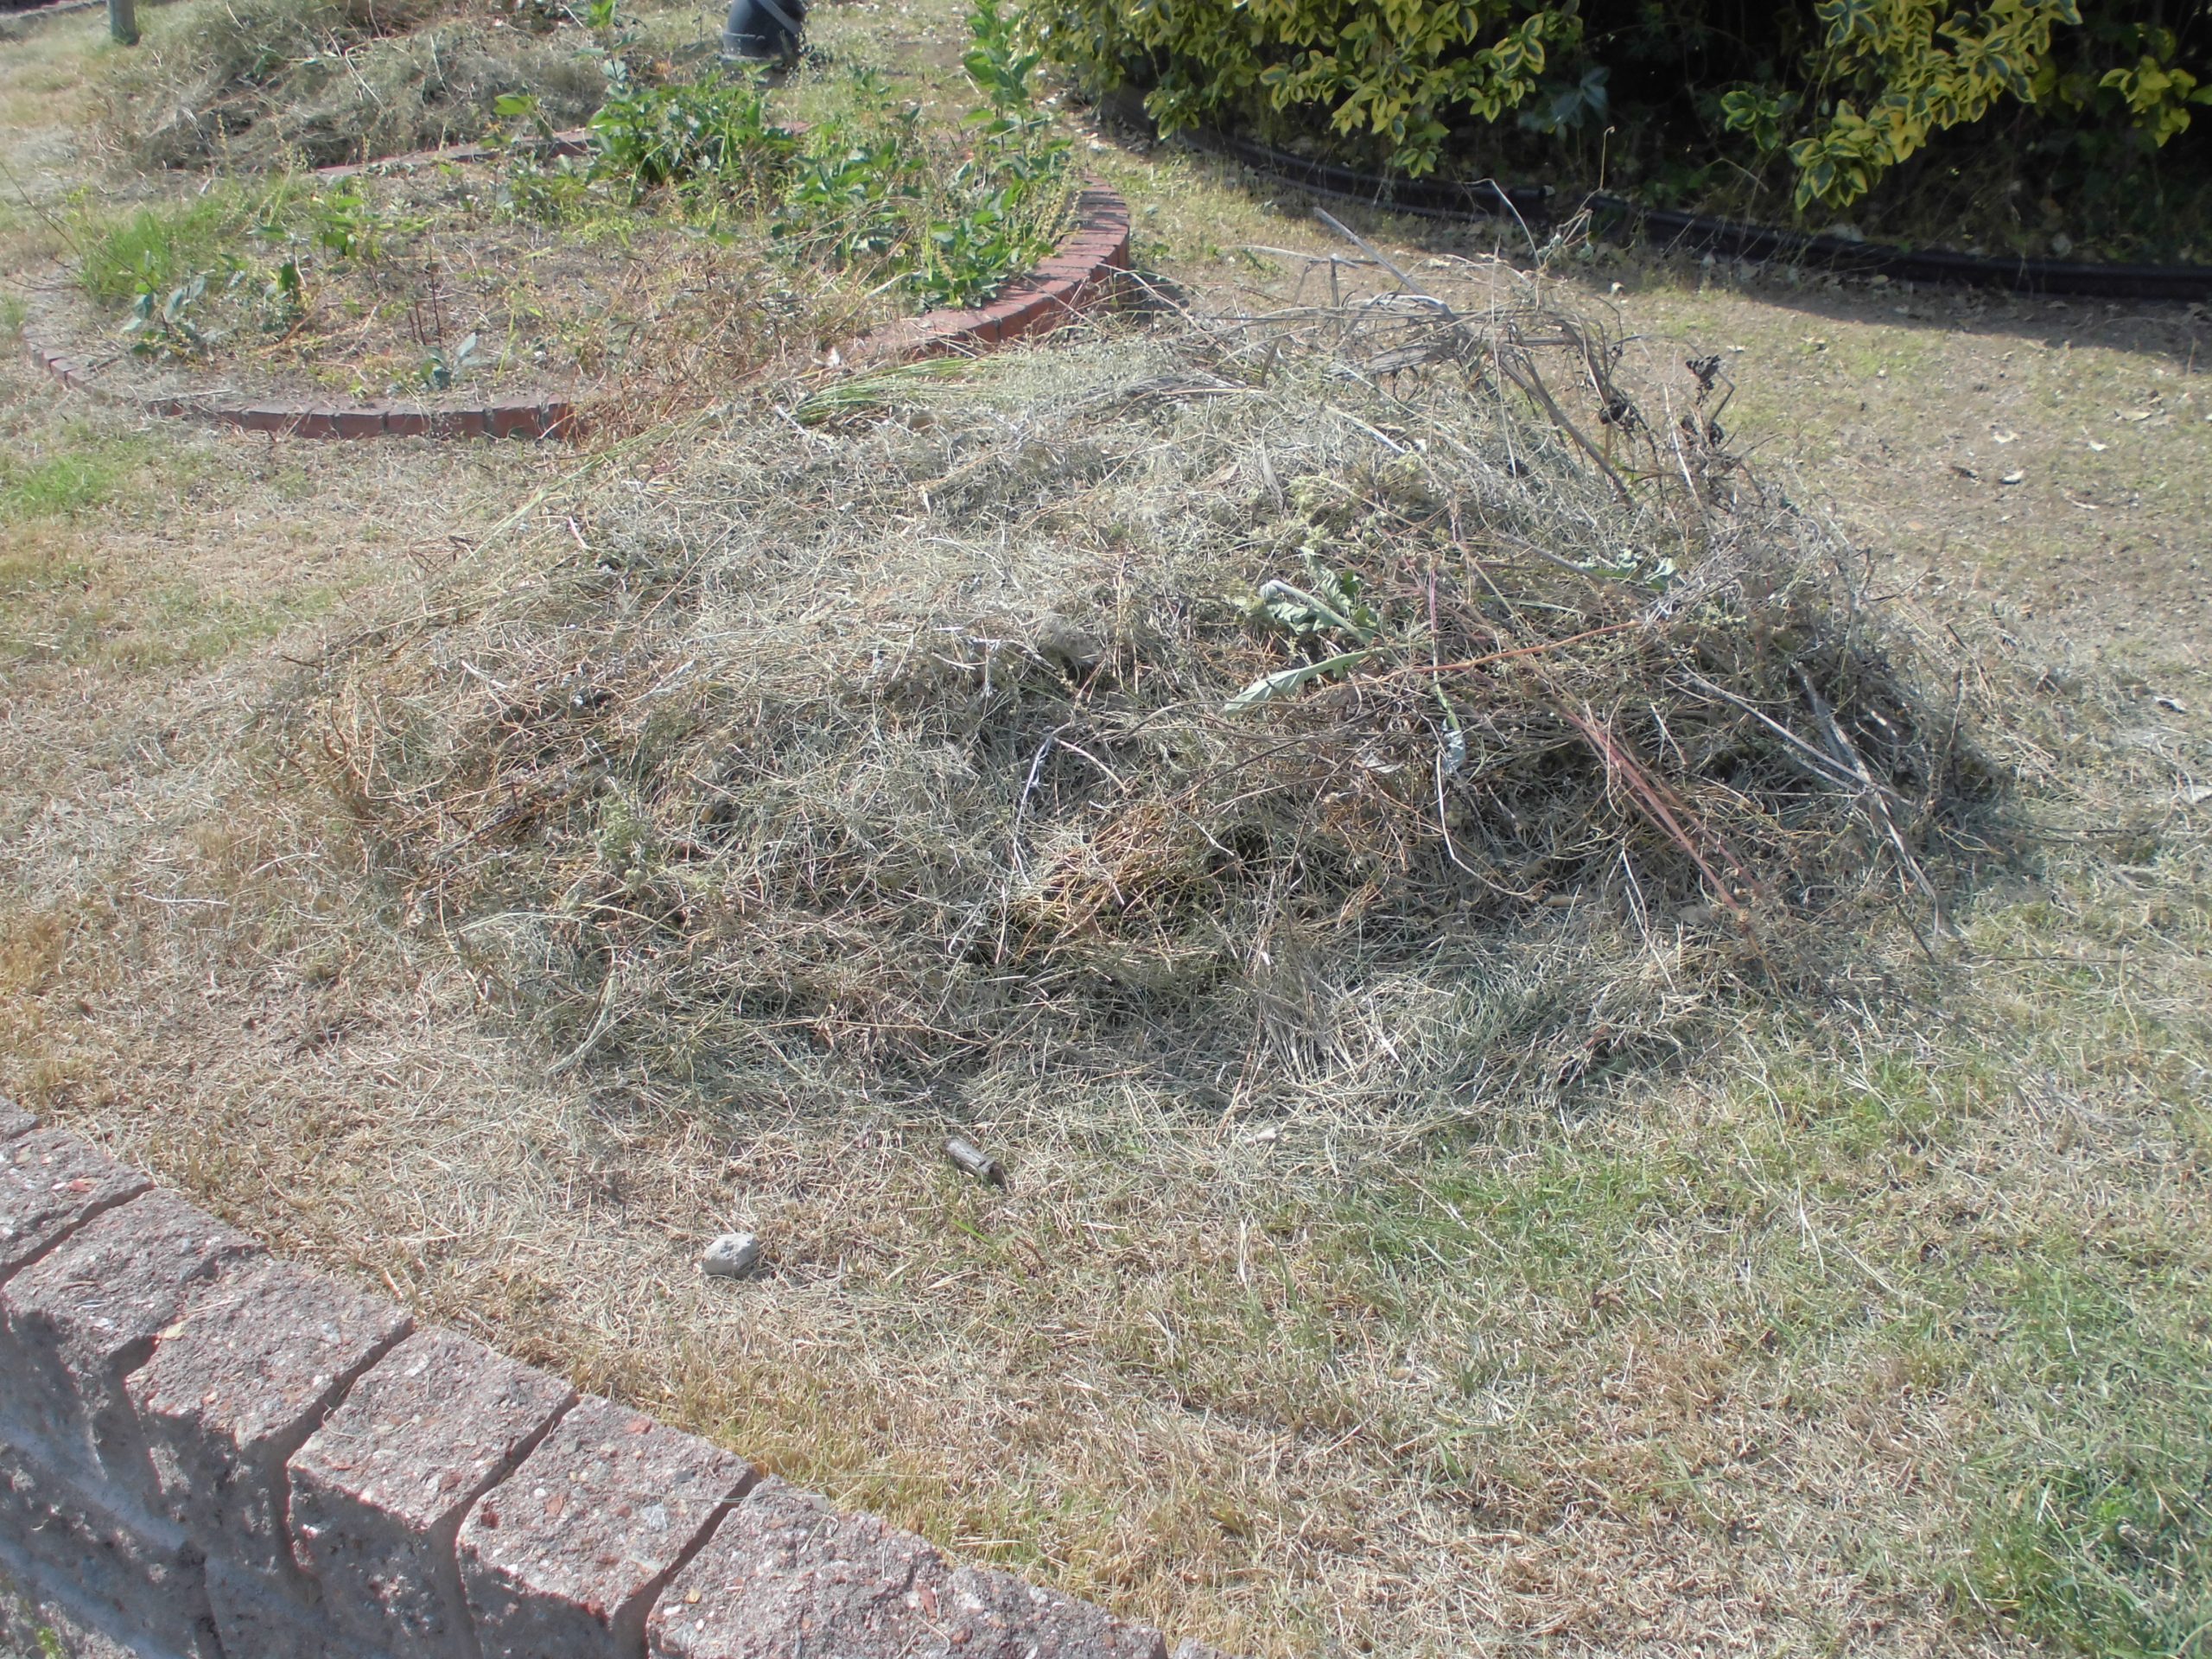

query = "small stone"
[[701, 1233, 762, 1280]]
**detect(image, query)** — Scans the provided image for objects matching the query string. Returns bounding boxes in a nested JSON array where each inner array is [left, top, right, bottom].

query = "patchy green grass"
[[0, 439, 145, 522], [74, 188, 285, 307], [1961, 1255, 2212, 1657]]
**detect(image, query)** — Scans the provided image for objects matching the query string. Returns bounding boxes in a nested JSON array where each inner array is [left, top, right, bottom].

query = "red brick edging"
[[855, 186, 1135, 362], [12, 342, 579, 440], [0, 1099, 1217, 1659], [19, 133, 1134, 442]]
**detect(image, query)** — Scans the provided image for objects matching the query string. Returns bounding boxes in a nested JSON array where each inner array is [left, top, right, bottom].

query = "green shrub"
[[1721, 0, 2211, 212], [1027, 0, 2212, 216], [1027, 0, 1567, 176]]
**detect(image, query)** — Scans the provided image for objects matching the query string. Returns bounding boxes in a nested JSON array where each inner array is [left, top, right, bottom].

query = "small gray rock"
[[701, 1232, 763, 1280]]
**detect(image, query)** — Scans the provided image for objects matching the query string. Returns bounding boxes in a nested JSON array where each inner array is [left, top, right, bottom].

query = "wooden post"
[[108, 0, 138, 44]]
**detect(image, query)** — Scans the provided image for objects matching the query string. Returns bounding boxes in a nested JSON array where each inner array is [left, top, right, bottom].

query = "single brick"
[[927, 308, 1000, 347], [334, 407, 387, 438], [384, 406, 433, 436], [292, 409, 342, 440], [938, 1564, 1167, 1659], [127, 1257, 410, 1575], [0, 1440, 226, 1657], [235, 405, 300, 434], [0, 1128, 150, 1287], [998, 299, 1052, 344], [644, 1478, 920, 1659], [205, 1555, 351, 1659], [429, 409, 493, 440], [487, 401, 546, 439], [459, 1395, 753, 1659], [0, 1096, 39, 1140], [0, 1189, 261, 1497], [646, 1479, 1166, 1659], [289, 1327, 576, 1659]]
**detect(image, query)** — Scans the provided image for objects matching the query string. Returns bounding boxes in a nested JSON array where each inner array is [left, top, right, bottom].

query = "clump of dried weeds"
[[306, 253, 1987, 1122], [105, 0, 608, 170]]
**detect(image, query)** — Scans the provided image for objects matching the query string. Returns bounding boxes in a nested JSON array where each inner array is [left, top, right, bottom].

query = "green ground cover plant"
[[510, 0, 1074, 308]]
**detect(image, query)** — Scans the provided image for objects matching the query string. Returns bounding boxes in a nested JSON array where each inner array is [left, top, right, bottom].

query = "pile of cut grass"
[[105, 0, 610, 168], [306, 261, 1982, 1121]]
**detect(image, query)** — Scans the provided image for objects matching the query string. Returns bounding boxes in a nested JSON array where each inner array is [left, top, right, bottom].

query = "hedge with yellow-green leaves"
[[1025, 0, 2210, 211]]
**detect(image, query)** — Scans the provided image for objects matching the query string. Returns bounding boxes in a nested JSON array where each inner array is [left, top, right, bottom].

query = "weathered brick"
[[126, 1257, 410, 1575], [0, 1096, 33, 1140], [0, 1190, 261, 1496], [289, 1327, 575, 1659], [486, 401, 547, 439], [205, 1554, 351, 1659], [384, 407, 433, 437], [938, 1565, 1167, 1659], [292, 409, 342, 440], [334, 407, 388, 438], [0, 1440, 225, 1658], [234, 405, 300, 434], [428, 409, 492, 439], [459, 1395, 753, 1659], [643, 1480, 940, 1659], [647, 1479, 1167, 1659], [920, 307, 997, 346], [0, 1128, 151, 1287]]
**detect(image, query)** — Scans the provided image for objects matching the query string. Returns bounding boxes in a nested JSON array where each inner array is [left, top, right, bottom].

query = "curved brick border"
[[0, 1100, 1225, 1659], [15, 335, 580, 439], [855, 186, 1134, 363], [21, 126, 1133, 441]]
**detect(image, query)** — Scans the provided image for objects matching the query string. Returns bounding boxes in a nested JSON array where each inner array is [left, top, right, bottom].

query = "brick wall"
[[0, 1102, 1202, 1659]]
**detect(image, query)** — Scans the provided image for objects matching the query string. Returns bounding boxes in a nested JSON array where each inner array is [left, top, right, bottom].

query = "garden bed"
[[24, 164, 879, 416], [29, 0, 1096, 431]]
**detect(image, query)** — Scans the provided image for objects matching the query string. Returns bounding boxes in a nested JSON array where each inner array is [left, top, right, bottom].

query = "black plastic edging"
[[1179, 119, 2212, 302]]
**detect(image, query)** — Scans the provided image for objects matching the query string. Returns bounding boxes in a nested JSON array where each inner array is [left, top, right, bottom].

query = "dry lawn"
[[3, 5, 2210, 1659]]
